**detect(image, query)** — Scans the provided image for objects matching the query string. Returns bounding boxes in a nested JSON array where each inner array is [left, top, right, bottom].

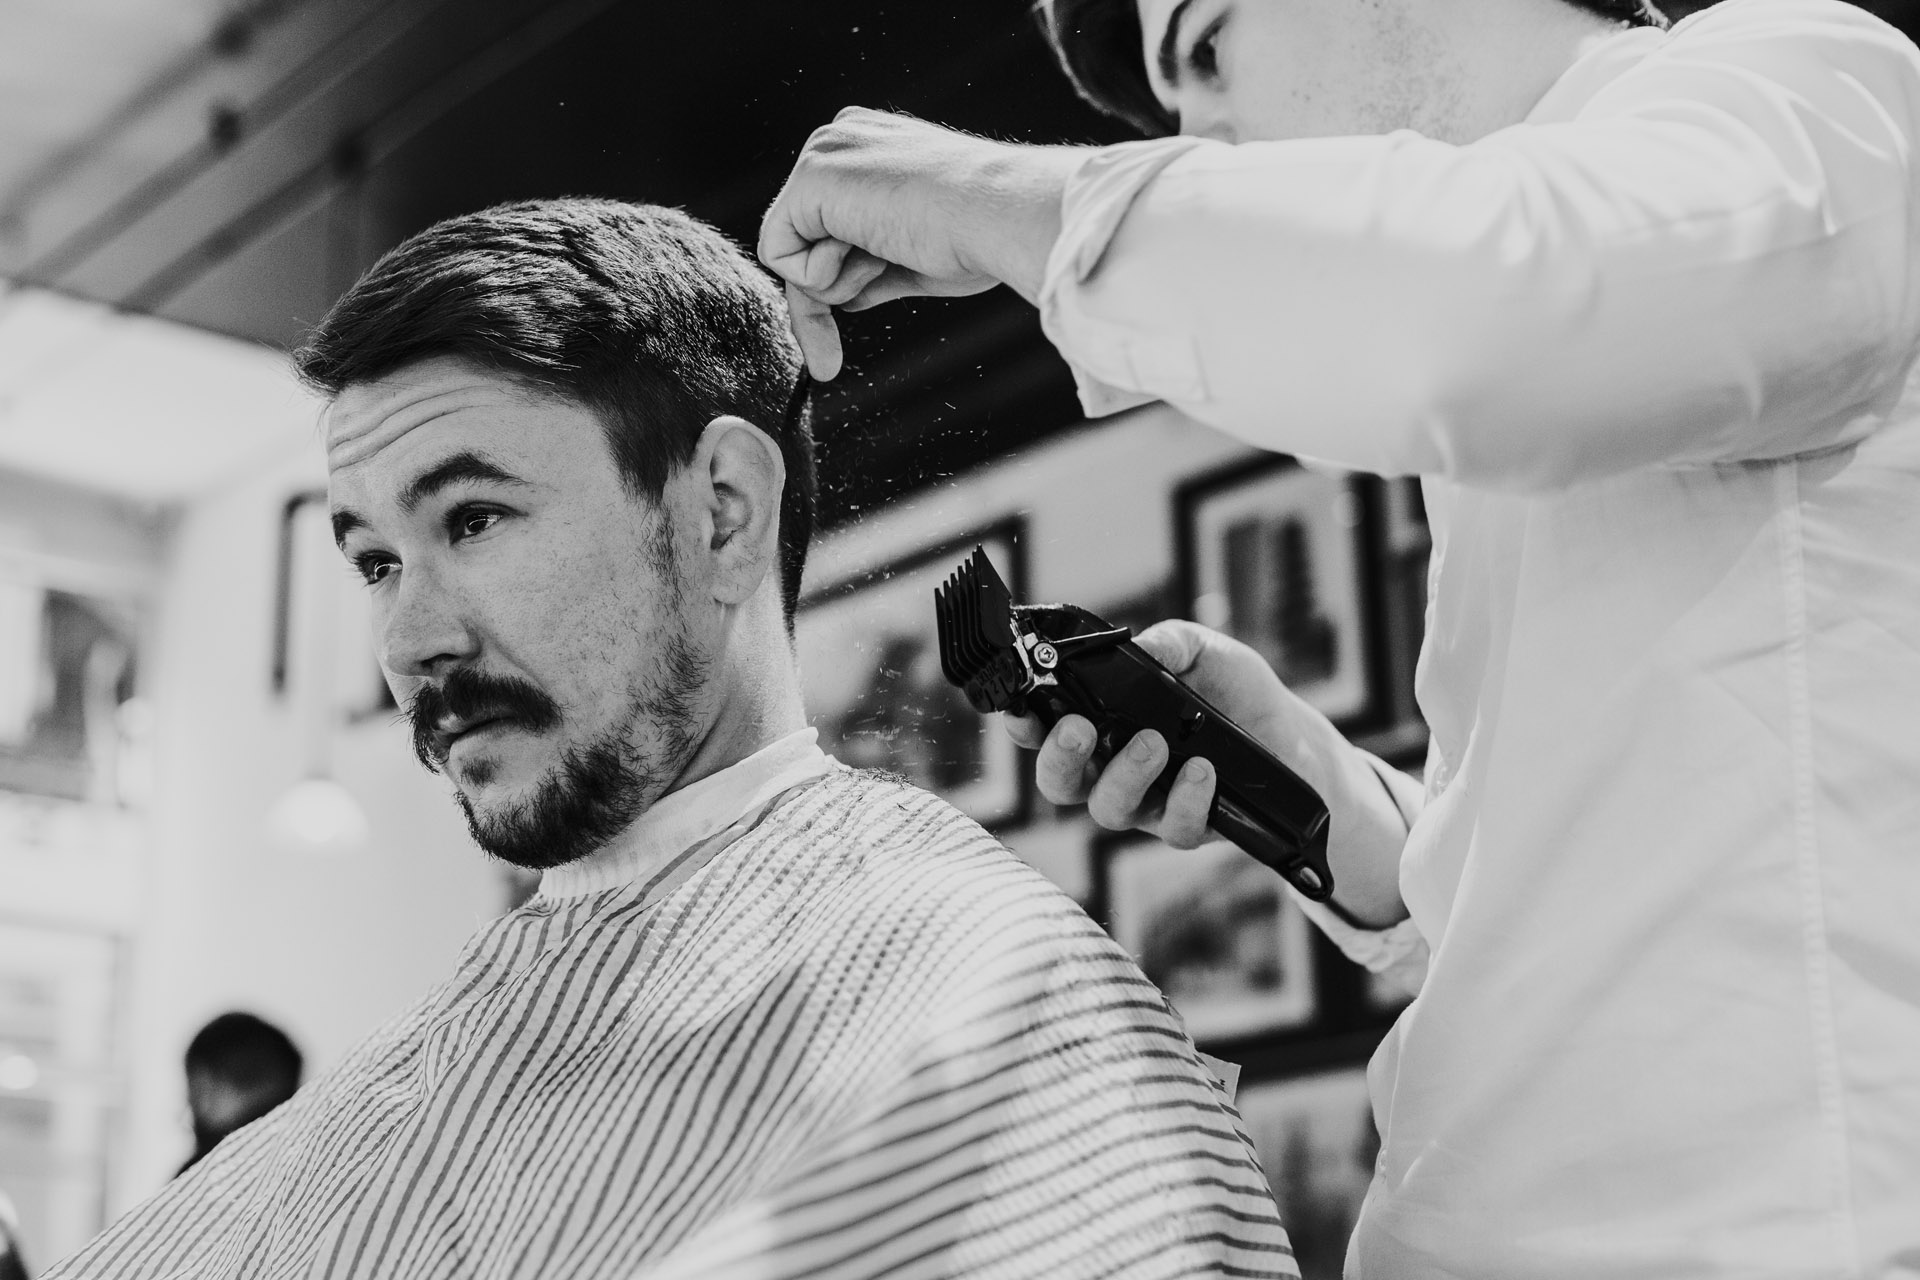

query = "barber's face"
[[327, 356, 713, 868], [1138, 0, 1448, 143]]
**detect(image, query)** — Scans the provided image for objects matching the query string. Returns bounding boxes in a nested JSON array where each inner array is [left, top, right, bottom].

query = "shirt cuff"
[[1039, 137, 1209, 419], [1293, 893, 1430, 996], [1290, 752, 1430, 995]]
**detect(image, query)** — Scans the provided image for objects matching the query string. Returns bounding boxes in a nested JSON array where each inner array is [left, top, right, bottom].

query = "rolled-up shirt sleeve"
[[1291, 752, 1430, 995], [1038, 0, 1920, 491]]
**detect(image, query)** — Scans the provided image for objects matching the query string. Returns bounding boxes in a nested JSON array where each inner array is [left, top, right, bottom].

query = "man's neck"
[[1430, 0, 1641, 142], [669, 681, 809, 800], [651, 596, 810, 810]]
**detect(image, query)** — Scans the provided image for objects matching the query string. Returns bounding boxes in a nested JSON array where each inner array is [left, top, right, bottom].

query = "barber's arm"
[[1039, 8, 1919, 488], [765, 6, 1919, 484]]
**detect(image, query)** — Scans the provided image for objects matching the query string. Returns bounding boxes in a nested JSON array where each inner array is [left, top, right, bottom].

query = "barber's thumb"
[[785, 284, 843, 381], [1133, 619, 1209, 677]]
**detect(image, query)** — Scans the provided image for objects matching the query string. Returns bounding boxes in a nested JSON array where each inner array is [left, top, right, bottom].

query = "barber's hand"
[[1009, 620, 1317, 849], [760, 108, 1080, 379]]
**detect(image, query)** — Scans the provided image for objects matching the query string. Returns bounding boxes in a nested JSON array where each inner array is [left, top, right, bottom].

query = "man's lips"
[[434, 714, 516, 759]]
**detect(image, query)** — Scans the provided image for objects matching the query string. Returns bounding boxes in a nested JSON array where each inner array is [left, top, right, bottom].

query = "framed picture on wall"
[[274, 491, 395, 723], [1235, 1067, 1379, 1280], [1093, 831, 1315, 1045], [1176, 457, 1383, 730], [795, 520, 1028, 829], [0, 573, 141, 803]]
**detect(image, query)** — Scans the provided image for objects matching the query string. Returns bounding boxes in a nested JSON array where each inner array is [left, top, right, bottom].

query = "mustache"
[[408, 668, 562, 772]]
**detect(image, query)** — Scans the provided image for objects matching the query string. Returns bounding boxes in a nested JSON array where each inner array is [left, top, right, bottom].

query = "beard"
[[404, 527, 711, 871], [449, 626, 707, 871]]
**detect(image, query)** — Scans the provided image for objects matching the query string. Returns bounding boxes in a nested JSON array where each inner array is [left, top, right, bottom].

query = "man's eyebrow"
[[1155, 0, 1199, 87], [331, 508, 367, 549], [330, 451, 530, 549], [397, 450, 529, 516]]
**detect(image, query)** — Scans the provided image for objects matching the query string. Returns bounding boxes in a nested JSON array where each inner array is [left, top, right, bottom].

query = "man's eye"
[[450, 508, 501, 540], [1187, 19, 1225, 80], [352, 554, 397, 586]]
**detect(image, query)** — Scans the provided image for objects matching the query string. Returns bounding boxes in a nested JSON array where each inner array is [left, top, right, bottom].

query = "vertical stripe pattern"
[[50, 770, 1295, 1279]]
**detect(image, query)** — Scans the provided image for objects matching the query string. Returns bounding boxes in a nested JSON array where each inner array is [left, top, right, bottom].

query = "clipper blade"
[[934, 547, 1019, 711]]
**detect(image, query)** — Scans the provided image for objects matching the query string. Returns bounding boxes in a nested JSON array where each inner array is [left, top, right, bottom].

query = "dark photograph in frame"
[[1177, 456, 1384, 731], [1235, 1066, 1379, 1280], [794, 520, 1027, 829], [1092, 829, 1315, 1046]]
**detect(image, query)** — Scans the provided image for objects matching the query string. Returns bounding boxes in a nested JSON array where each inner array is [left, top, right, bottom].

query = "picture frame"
[[1176, 456, 1385, 731], [1234, 1067, 1379, 1280], [1091, 829, 1316, 1046], [795, 519, 1028, 829], [274, 491, 395, 722], [0, 573, 141, 804]]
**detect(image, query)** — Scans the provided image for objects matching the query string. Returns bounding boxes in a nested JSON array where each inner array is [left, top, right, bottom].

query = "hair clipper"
[[933, 547, 1336, 901]]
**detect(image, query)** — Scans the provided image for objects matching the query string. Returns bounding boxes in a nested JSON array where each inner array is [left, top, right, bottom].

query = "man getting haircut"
[[45, 198, 1294, 1279]]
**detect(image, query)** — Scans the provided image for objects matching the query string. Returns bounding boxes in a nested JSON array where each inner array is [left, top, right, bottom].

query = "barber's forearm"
[[955, 144, 1082, 304], [1047, 86, 1916, 483], [1318, 741, 1415, 929]]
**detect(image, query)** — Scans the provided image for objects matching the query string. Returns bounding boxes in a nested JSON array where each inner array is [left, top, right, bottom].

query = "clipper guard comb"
[[934, 547, 1336, 902]]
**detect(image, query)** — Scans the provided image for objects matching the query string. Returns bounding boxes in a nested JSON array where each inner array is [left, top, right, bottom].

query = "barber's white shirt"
[[1039, 1, 1920, 1275]]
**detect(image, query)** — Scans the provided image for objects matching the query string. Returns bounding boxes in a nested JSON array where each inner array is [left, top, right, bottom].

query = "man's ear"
[[689, 414, 786, 607]]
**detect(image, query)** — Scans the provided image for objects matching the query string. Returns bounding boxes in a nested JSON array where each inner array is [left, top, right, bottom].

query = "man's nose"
[[377, 565, 480, 680]]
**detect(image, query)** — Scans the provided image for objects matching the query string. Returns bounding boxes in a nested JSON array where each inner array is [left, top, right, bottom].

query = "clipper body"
[[934, 548, 1336, 902]]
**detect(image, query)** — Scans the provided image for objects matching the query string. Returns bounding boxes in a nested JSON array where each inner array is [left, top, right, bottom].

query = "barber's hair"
[[1033, 0, 1670, 137], [295, 198, 815, 627], [184, 1012, 303, 1097]]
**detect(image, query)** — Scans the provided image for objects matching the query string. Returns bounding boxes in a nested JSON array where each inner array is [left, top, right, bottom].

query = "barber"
[[759, 0, 1920, 1274]]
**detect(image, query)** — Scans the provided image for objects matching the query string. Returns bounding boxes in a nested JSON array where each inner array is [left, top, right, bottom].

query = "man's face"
[[1137, 0, 1452, 143], [327, 356, 712, 869]]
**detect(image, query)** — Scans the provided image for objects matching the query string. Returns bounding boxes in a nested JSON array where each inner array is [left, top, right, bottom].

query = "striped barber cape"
[[50, 745, 1295, 1279]]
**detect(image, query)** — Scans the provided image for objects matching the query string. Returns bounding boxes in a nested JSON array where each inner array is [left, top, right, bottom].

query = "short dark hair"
[[295, 198, 815, 627], [1033, 0, 1670, 137], [185, 1012, 303, 1096]]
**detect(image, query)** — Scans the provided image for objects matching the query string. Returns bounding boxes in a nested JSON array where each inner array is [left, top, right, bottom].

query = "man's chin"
[[451, 736, 654, 872], [456, 791, 603, 872]]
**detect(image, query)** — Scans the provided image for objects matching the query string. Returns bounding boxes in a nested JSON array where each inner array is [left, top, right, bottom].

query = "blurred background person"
[[0, 1188, 29, 1280], [176, 1012, 302, 1176]]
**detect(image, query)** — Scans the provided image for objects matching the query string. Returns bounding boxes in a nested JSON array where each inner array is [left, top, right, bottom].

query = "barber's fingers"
[[784, 284, 843, 382], [1003, 712, 1047, 751], [1086, 729, 1172, 831], [1156, 757, 1217, 849], [840, 265, 997, 312], [1084, 730, 1219, 847], [806, 248, 890, 306], [781, 249, 896, 381], [758, 181, 836, 287], [1033, 715, 1099, 805]]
